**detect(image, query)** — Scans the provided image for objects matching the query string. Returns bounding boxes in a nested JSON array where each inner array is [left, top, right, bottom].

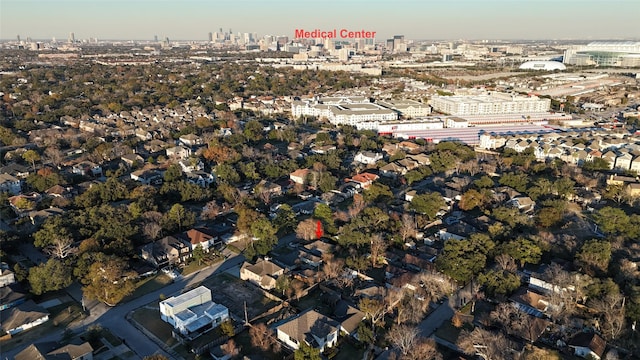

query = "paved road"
[[417, 297, 456, 338], [2, 252, 245, 360]]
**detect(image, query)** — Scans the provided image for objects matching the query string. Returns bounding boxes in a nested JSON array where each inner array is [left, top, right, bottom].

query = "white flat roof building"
[[564, 41, 640, 67], [159, 286, 229, 336], [429, 92, 550, 116]]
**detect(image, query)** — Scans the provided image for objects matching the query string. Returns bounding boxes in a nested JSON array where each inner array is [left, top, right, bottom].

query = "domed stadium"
[[519, 61, 567, 71]]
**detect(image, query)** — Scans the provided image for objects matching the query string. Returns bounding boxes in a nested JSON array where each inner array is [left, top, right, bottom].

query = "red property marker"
[[315, 220, 323, 239]]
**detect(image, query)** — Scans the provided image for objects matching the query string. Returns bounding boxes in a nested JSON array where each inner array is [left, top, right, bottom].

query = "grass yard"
[[130, 306, 179, 348], [182, 255, 223, 276], [123, 274, 172, 302], [334, 339, 366, 360]]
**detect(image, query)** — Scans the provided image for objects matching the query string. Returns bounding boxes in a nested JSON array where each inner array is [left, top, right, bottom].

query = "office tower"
[[208, 32, 213, 42], [69, 32, 75, 43], [17, 35, 20, 42], [154, 35, 158, 42]]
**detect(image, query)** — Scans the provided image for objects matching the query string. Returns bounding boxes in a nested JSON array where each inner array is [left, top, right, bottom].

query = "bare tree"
[[222, 339, 240, 357], [44, 146, 64, 168], [405, 338, 442, 360], [321, 254, 345, 282], [590, 293, 626, 340], [495, 253, 517, 272], [370, 234, 387, 267], [458, 327, 510, 360], [249, 323, 280, 353], [46, 236, 77, 259], [348, 193, 366, 219], [201, 200, 222, 220], [295, 219, 317, 241], [386, 324, 419, 356], [416, 272, 454, 304], [399, 214, 417, 243]]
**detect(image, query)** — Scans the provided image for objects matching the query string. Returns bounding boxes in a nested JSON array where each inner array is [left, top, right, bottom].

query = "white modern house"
[[159, 286, 229, 336]]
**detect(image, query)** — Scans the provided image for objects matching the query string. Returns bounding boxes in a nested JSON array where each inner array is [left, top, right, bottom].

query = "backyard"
[[202, 272, 279, 320]]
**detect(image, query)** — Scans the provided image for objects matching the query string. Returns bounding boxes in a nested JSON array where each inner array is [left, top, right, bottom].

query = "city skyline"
[[2, 0, 639, 42]]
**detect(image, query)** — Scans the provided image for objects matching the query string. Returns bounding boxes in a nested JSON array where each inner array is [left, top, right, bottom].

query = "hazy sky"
[[2, 0, 639, 41]]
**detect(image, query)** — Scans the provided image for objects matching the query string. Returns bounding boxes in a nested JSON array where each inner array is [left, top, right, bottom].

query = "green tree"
[[214, 163, 240, 184], [243, 120, 264, 142], [163, 163, 182, 183], [294, 342, 321, 360], [478, 270, 521, 298], [313, 203, 335, 234], [500, 237, 542, 267], [498, 172, 529, 192], [410, 192, 445, 220], [273, 204, 296, 233], [163, 204, 195, 232], [593, 207, 629, 235], [363, 182, 392, 203], [22, 149, 41, 171], [28, 259, 73, 295], [459, 189, 491, 211], [192, 246, 206, 265], [436, 234, 495, 283], [576, 239, 611, 275], [473, 175, 494, 189], [82, 255, 136, 306]]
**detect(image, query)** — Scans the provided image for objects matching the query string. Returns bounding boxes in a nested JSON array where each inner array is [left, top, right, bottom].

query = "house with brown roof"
[[290, 169, 312, 185], [275, 309, 340, 353], [15, 341, 94, 360], [240, 259, 284, 290], [569, 332, 606, 360], [0, 300, 50, 335], [180, 227, 220, 252], [345, 172, 379, 189]]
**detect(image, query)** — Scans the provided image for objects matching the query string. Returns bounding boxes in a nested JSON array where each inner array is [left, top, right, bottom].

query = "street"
[[1, 252, 245, 360]]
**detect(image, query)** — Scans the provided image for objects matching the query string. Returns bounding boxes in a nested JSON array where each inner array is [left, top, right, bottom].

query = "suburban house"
[[71, 161, 102, 177], [130, 169, 163, 185], [569, 332, 606, 360], [121, 153, 144, 168], [179, 133, 203, 147], [180, 227, 220, 251], [345, 173, 379, 190], [159, 286, 229, 337], [353, 151, 383, 165], [240, 258, 285, 290], [290, 169, 311, 185], [0, 173, 22, 195], [507, 196, 536, 213], [166, 145, 192, 160], [254, 180, 283, 198], [140, 236, 191, 268], [15, 341, 93, 360], [0, 300, 50, 336], [0, 264, 16, 287], [275, 309, 340, 353], [0, 284, 27, 311]]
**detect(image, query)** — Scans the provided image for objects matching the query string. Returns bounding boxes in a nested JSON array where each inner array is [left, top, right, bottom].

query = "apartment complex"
[[291, 96, 398, 129], [429, 92, 551, 116]]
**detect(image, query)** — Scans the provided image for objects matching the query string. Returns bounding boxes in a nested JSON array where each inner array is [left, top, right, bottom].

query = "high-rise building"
[[16, 35, 20, 42], [208, 32, 213, 42], [68, 32, 75, 43], [154, 35, 158, 42]]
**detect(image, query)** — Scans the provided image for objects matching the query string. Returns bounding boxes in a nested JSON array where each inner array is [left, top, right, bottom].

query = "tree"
[[363, 182, 392, 203], [28, 259, 73, 295], [399, 213, 417, 243], [369, 234, 387, 267], [436, 234, 495, 283], [593, 207, 629, 235], [386, 324, 419, 356], [273, 204, 296, 232], [82, 255, 136, 306], [22, 149, 41, 171], [458, 327, 510, 360], [409, 192, 445, 220], [294, 342, 321, 360], [296, 219, 317, 241], [500, 237, 542, 267], [163, 204, 195, 232], [249, 323, 281, 353], [576, 239, 611, 276], [459, 189, 491, 211], [359, 297, 388, 340], [163, 163, 182, 183], [498, 172, 529, 192], [477, 270, 521, 298], [192, 246, 206, 265], [33, 216, 76, 258]]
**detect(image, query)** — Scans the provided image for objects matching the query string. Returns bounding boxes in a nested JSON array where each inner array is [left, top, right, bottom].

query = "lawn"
[[123, 274, 172, 302], [334, 339, 366, 360], [130, 306, 178, 348], [182, 255, 223, 276]]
